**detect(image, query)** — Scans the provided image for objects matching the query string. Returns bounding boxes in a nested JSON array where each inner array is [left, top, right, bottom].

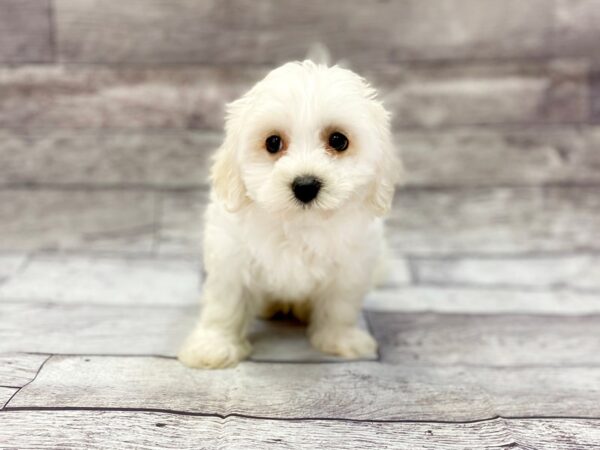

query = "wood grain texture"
[[555, 0, 600, 59], [511, 419, 600, 450], [379, 60, 588, 129], [389, 186, 600, 255], [2, 411, 599, 450], [0, 302, 373, 362], [3, 300, 599, 360], [158, 187, 600, 257], [0, 66, 259, 130], [400, 125, 600, 187], [0, 130, 219, 188], [0, 190, 155, 252], [0, 387, 17, 409], [55, 0, 553, 64], [0, 354, 47, 387], [368, 312, 600, 367], [411, 254, 600, 290], [0, 410, 509, 450], [0, 302, 192, 355], [9, 356, 600, 420], [366, 287, 600, 315], [0, 252, 392, 307], [0, 255, 201, 306], [0, 61, 587, 131], [3, 126, 600, 189], [0, 0, 52, 63]]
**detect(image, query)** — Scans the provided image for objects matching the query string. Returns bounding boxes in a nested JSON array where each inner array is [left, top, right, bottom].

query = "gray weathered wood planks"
[[0, 302, 374, 362], [400, 126, 600, 188], [0, 353, 48, 388], [157, 190, 208, 255], [156, 187, 600, 257], [3, 126, 600, 189], [54, 0, 554, 65], [0, 0, 52, 63], [2, 410, 599, 449], [0, 130, 219, 188], [160, 187, 600, 256], [0, 301, 192, 355], [0, 61, 588, 131], [156, 187, 600, 256], [554, 0, 600, 59], [379, 60, 589, 129], [365, 286, 600, 314], [3, 302, 600, 365], [3, 293, 599, 357], [0, 255, 202, 306], [0, 387, 17, 409], [0, 190, 155, 252], [0, 66, 261, 130], [9, 356, 600, 420], [1, 0, 599, 446], [368, 312, 600, 366], [2, 356, 501, 420], [389, 186, 600, 255], [410, 254, 600, 290], [2, 187, 599, 255], [593, 72, 600, 123]]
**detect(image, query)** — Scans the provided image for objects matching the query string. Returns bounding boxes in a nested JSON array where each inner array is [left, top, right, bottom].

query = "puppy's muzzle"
[[292, 175, 321, 204]]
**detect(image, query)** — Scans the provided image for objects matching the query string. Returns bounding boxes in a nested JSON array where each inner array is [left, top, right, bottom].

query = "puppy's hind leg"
[[178, 272, 253, 369]]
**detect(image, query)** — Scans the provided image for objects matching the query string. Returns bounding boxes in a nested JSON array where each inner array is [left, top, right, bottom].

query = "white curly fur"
[[178, 59, 401, 369]]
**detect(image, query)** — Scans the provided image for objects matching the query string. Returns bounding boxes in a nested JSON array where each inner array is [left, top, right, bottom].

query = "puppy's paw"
[[309, 326, 378, 358], [178, 329, 251, 369]]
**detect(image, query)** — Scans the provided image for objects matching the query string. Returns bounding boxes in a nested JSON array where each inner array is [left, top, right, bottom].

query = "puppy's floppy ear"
[[367, 103, 404, 217], [210, 100, 249, 212]]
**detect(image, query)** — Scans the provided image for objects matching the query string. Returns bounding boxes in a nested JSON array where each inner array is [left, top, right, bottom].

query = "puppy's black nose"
[[292, 176, 321, 203]]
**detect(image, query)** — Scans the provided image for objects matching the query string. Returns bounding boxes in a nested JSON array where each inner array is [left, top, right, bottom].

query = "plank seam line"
[[0, 249, 202, 261], [405, 250, 600, 259], [5, 248, 599, 262], [5, 297, 600, 317], [0, 298, 198, 310], [13, 353, 600, 369], [2, 407, 600, 424], [16, 352, 376, 365], [393, 281, 600, 295], [2, 355, 52, 410], [0, 53, 570, 68], [0, 122, 596, 134]]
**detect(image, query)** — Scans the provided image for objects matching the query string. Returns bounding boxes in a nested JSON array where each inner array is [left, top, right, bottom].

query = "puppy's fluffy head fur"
[[211, 60, 401, 217]]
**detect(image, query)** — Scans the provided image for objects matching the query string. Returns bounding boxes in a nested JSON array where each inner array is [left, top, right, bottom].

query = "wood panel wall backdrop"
[[1, 1, 599, 448]]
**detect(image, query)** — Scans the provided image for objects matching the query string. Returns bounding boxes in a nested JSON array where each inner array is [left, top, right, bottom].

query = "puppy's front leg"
[[308, 281, 377, 359], [178, 274, 252, 369]]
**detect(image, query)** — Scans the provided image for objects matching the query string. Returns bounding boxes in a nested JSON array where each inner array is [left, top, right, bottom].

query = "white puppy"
[[178, 58, 401, 369]]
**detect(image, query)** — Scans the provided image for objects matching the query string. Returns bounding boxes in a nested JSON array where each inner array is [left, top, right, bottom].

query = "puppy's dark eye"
[[328, 132, 349, 152], [265, 135, 283, 154]]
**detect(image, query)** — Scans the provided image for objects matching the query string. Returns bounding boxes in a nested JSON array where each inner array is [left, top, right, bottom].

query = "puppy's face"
[[212, 61, 400, 217]]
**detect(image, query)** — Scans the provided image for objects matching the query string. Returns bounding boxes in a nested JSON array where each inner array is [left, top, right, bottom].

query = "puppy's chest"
[[245, 227, 351, 299]]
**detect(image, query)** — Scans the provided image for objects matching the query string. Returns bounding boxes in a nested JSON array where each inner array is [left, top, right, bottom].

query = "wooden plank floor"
[[2, 0, 600, 447], [1, 251, 599, 448]]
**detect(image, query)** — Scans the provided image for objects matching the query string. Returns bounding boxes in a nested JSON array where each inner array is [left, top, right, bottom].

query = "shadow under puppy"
[[179, 55, 401, 369]]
